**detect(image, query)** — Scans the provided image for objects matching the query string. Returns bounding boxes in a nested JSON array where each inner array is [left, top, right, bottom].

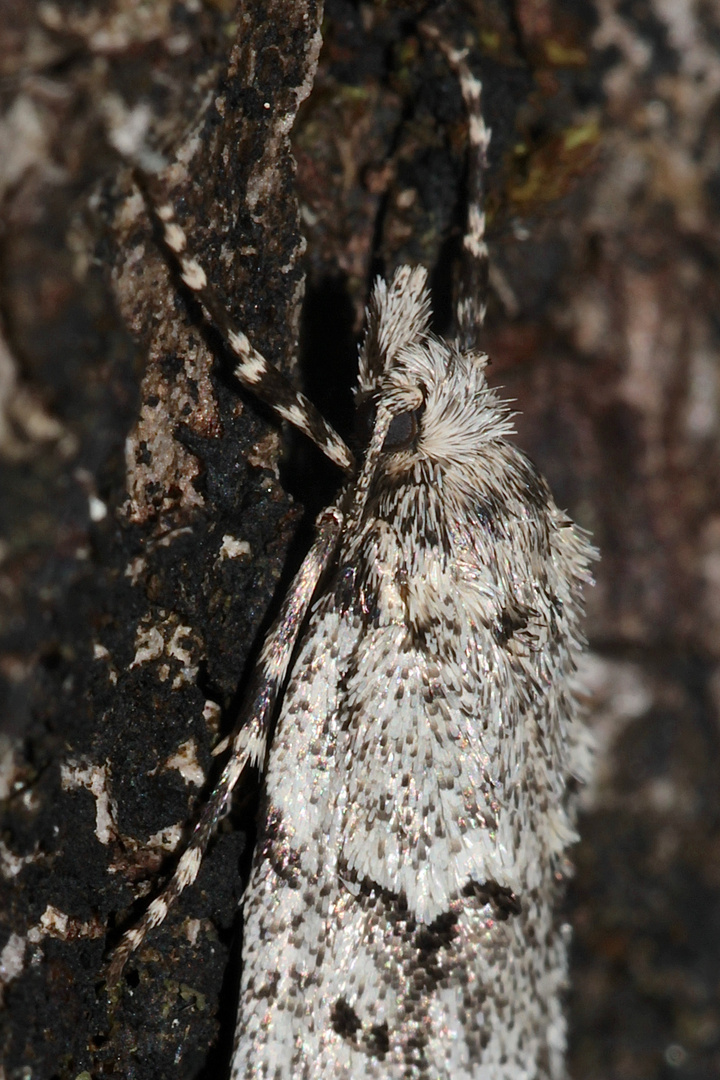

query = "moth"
[[109, 24, 595, 1080]]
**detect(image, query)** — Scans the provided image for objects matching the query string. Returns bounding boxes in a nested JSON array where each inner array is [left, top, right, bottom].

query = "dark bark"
[[1, 1, 318, 1075]]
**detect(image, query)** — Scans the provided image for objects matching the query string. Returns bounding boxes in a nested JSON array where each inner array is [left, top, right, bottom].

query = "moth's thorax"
[[344, 414, 558, 644]]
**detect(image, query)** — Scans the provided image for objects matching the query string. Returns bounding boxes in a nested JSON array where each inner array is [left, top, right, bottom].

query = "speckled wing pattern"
[[231, 268, 594, 1079]]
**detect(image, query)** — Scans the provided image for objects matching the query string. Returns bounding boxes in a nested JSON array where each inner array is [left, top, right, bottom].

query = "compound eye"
[[355, 397, 375, 447], [383, 408, 420, 451]]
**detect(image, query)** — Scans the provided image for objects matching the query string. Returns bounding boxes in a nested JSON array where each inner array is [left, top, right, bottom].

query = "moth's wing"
[[311, 637, 569, 1078], [232, 539, 583, 1079], [231, 602, 363, 1079], [314, 863, 569, 1078], [336, 624, 506, 923]]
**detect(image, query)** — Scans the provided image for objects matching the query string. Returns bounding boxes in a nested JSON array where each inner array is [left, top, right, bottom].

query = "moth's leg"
[[132, 169, 355, 474], [107, 506, 344, 983], [420, 23, 491, 351]]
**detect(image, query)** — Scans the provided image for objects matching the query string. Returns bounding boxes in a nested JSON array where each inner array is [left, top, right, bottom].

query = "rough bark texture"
[[1, 1, 318, 1075], [1, 1, 719, 1079]]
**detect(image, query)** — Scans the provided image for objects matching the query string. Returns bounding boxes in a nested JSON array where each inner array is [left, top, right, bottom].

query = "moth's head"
[[356, 266, 514, 477]]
